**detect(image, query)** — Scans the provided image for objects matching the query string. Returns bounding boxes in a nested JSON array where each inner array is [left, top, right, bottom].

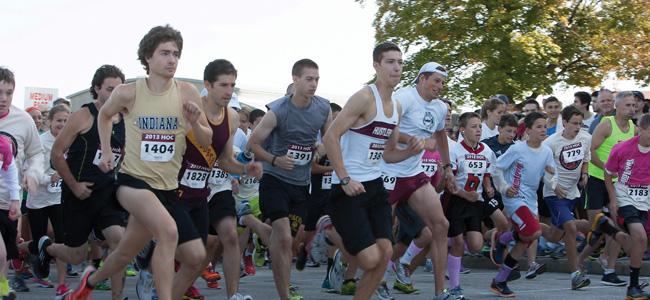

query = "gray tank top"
[[262, 94, 330, 185]]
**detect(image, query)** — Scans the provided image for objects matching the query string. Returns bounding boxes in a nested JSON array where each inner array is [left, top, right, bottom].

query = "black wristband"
[[443, 163, 453, 170], [271, 155, 277, 167]]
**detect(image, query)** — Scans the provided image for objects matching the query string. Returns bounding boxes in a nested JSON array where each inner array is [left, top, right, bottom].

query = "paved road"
[[17, 262, 639, 300]]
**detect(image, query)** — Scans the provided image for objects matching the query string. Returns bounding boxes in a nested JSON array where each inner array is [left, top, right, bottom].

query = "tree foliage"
[[362, 0, 650, 107]]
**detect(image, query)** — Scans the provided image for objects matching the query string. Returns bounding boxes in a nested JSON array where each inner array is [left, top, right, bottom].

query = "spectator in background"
[[574, 91, 595, 131], [26, 106, 43, 133], [589, 89, 615, 134], [632, 91, 645, 125], [543, 96, 563, 136]]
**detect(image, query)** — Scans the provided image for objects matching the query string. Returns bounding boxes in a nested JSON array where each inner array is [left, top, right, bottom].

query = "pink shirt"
[[605, 136, 650, 186], [422, 150, 442, 186]]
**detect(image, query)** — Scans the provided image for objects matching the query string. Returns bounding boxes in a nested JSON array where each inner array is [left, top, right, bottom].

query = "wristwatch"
[[340, 177, 351, 185]]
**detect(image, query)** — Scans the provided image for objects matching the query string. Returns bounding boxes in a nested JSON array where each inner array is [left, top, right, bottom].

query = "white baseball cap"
[[412, 62, 447, 84]]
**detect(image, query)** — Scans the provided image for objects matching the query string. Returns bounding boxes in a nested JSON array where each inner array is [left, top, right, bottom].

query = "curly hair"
[[90, 65, 125, 100], [138, 25, 183, 74]]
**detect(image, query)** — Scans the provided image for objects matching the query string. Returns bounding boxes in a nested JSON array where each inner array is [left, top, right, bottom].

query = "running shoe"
[[55, 283, 71, 300], [9, 259, 22, 272], [289, 285, 304, 300], [490, 280, 515, 297], [182, 285, 204, 300], [65, 266, 96, 300], [375, 281, 395, 300], [32, 276, 54, 288], [601, 272, 627, 286], [295, 243, 307, 271], [550, 244, 566, 259], [328, 249, 347, 292], [587, 213, 608, 246], [134, 240, 155, 272], [10, 277, 28, 292], [525, 262, 547, 279], [236, 200, 252, 216], [67, 264, 79, 277], [309, 215, 332, 264], [35, 236, 54, 279], [536, 245, 552, 257], [126, 264, 137, 277], [200, 264, 221, 282], [459, 265, 470, 274], [490, 231, 506, 266], [424, 259, 434, 273], [305, 255, 319, 267], [392, 262, 413, 286], [243, 253, 255, 276], [449, 286, 467, 299], [506, 266, 521, 282], [341, 280, 357, 295], [393, 280, 419, 294], [206, 280, 221, 289], [252, 233, 267, 268], [627, 285, 650, 300], [95, 279, 111, 290], [571, 271, 590, 290], [240, 260, 248, 278], [432, 290, 455, 300], [643, 250, 650, 261], [1, 288, 17, 300], [136, 269, 155, 300], [321, 279, 335, 293], [229, 293, 253, 300]]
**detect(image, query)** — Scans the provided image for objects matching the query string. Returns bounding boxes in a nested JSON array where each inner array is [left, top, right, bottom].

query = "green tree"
[[363, 0, 650, 107]]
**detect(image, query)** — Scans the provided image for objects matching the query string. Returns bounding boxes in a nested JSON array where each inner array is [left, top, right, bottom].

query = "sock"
[[383, 265, 391, 282], [498, 231, 515, 244], [1, 275, 8, 295], [448, 254, 461, 288], [504, 254, 517, 269], [571, 270, 580, 279], [463, 237, 469, 252], [400, 242, 423, 265], [495, 264, 513, 283], [605, 269, 615, 275], [539, 236, 548, 249], [326, 258, 333, 279], [630, 267, 640, 288]]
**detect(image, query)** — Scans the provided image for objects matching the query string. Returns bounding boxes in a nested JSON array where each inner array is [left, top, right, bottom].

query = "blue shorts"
[[544, 196, 577, 230]]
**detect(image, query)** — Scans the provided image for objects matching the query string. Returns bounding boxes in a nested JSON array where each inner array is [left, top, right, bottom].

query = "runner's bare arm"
[[98, 83, 134, 172], [181, 82, 212, 148], [246, 110, 278, 164]]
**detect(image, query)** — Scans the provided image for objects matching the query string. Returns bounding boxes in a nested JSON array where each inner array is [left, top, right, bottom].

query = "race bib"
[[241, 176, 258, 186], [381, 173, 397, 191], [322, 172, 332, 190], [140, 133, 175, 162], [180, 168, 209, 189], [365, 143, 386, 166], [92, 148, 122, 168], [628, 185, 650, 202], [47, 179, 62, 193], [421, 158, 438, 177], [463, 159, 486, 174], [208, 163, 229, 185], [288, 145, 313, 166], [562, 147, 584, 163]]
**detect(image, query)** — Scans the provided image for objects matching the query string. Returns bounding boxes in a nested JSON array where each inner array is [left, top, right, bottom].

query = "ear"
[[373, 61, 380, 72], [94, 85, 101, 95], [204, 80, 211, 89]]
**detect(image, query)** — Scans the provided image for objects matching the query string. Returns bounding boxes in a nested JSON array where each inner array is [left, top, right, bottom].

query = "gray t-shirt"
[[262, 94, 330, 185]]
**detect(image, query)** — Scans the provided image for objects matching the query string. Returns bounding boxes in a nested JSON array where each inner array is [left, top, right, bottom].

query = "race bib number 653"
[[141, 134, 175, 162]]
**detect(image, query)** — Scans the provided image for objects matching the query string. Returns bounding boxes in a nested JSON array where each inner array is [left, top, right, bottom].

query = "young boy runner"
[[322, 42, 425, 300], [447, 112, 496, 298], [586, 113, 650, 300], [489, 112, 558, 297], [541, 105, 593, 290]]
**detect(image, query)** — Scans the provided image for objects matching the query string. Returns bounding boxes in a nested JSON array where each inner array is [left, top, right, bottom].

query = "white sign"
[[24, 87, 58, 109]]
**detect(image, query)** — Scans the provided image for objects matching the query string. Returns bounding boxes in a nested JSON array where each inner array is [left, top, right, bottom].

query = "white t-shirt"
[[542, 130, 591, 199], [481, 123, 499, 141], [381, 87, 447, 177], [27, 131, 62, 209], [450, 141, 496, 202]]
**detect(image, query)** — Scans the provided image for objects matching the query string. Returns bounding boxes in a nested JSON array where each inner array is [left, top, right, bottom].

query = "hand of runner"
[[8, 200, 20, 221], [182, 100, 202, 124], [608, 197, 619, 221], [465, 190, 480, 202], [423, 137, 437, 152], [446, 171, 459, 193], [406, 136, 425, 155], [51, 172, 62, 183], [342, 179, 365, 197], [246, 161, 263, 180], [275, 154, 295, 170], [485, 186, 495, 199], [554, 184, 568, 199], [231, 178, 240, 195], [505, 186, 517, 198], [71, 181, 94, 200], [579, 173, 588, 187], [98, 152, 115, 173]]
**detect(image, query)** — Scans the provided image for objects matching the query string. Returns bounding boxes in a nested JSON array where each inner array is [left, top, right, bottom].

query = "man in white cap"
[[379, 62, 458, 300]]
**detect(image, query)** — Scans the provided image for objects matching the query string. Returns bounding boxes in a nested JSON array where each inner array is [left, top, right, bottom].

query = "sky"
[[1, 0, 379, 109], [2, 0, 645, 111]]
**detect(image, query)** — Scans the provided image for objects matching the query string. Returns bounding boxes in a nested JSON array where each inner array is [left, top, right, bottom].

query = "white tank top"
[[333, 84, 398, 183]]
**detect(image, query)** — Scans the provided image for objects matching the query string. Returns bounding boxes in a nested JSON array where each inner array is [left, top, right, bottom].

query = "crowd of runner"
[[1, 24, 650, 300]]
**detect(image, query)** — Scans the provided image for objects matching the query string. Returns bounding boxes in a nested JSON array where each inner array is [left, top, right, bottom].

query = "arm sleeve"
[[1, 160, 22, 201], [543, 150, 559, 190], [23, 126, 45, 184], [493, 167, 510, 195]]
